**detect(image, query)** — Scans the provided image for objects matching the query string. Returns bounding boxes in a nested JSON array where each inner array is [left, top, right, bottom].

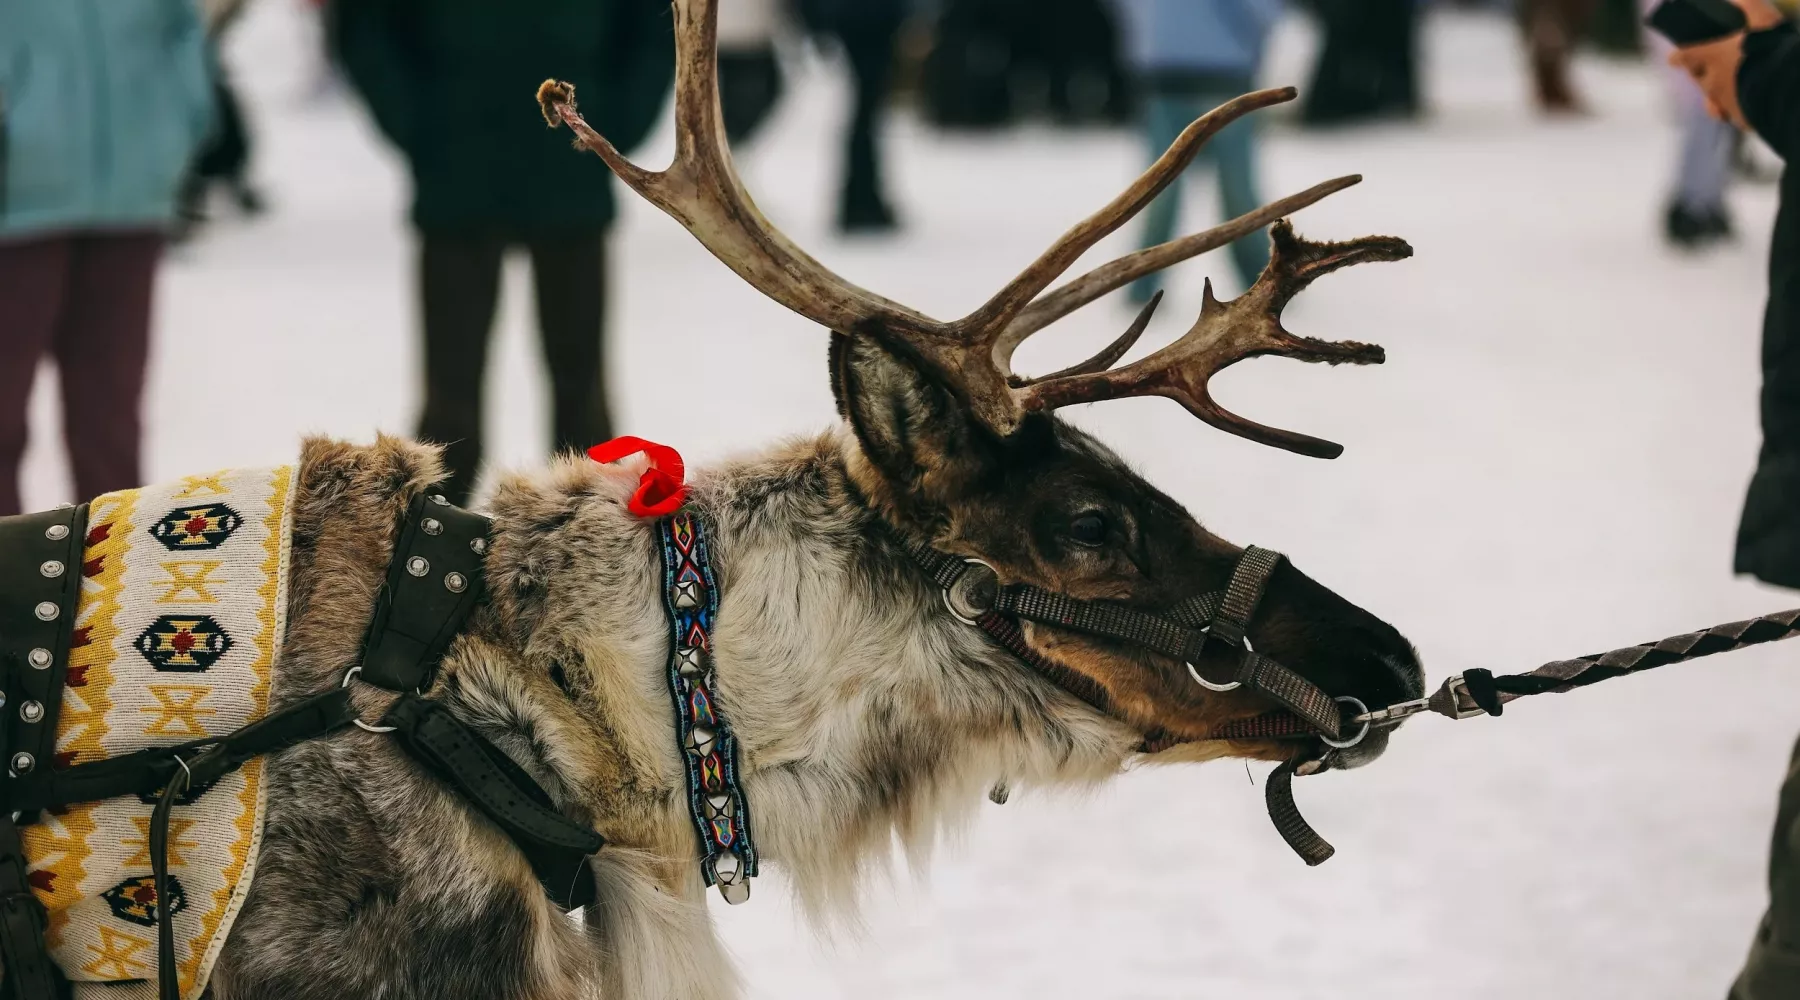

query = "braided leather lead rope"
[[1351, 606, 1800, 729], [1482, 607, 1800, 706]]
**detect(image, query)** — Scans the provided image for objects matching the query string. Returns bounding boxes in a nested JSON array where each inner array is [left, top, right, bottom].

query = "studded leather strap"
[[360, 493, 491, 693], [0, 504, 85, 1000]]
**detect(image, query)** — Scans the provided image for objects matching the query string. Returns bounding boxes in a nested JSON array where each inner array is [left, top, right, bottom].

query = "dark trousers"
[[0, 231, 162, 516], [1730, 735, 1800, 999], [1520, 0, 1599, 111], [416, 229, 610, 505], [1302, 0, 1419, 125], [821, 0, 905, 222]]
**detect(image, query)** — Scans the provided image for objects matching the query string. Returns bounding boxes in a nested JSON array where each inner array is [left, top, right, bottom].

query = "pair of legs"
[[1302, 0, 1420, 125], [1667, 84, 1737, 247], [415, 228, 611, 505], [0, 231, 162, 515], [815, 0, 906, 231], [1131, 83, 1268, 299], [1520, 0, 1599, 112]]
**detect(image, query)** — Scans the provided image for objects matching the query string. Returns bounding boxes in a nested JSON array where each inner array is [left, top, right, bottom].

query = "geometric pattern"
[[132, 616, 233, 672], [148, 504, 243, 552], [658, 511, 757, 902], [100, 874, 188, 927], [20, 466, 295, 999]]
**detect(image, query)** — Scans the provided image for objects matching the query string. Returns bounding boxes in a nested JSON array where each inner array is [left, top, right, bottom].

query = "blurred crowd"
[[0, 0, 1784, 514]]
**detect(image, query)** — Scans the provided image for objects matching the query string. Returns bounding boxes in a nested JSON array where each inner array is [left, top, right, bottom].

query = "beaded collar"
[[656, 511, 758, 903]]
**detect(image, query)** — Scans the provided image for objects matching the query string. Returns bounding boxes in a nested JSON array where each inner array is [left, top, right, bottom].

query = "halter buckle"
[[943, 559, 999, 625]]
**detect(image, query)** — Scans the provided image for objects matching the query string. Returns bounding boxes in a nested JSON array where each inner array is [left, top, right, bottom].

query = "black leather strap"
[[0, 817, 56, 1000], [359, 493, 490, 693], [381, 695, 601, 910], [0, 505, 87, 803], [0, 504, 85, 1000]]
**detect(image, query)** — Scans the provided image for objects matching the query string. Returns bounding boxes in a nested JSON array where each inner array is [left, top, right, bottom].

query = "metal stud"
[[27, 649, 51, 670], [44, 524, 69, 541], [0, 691, 9, 711], [470, 538, 488, 556], [11, 753, 34, 775], [422, 518, 443, 536], [406, 556, 430, 578], [673, 579, 704, 611], [444, 572, 468, 594], [34, 602, 58, 622], [429, 494, 450, 506], [675, 647, 706, 679], [40, 560, 64, 579], [19, 702, 43, 724]]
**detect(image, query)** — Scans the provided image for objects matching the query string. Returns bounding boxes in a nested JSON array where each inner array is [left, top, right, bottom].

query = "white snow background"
[[19, 3, 1800, 998]]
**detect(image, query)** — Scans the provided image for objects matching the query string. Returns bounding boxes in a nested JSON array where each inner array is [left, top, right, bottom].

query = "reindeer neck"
[[470, 428, 1131, 903]]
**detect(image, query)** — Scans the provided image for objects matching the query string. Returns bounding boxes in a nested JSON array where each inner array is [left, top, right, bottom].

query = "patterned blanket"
[[20, 467, 295, 1000]]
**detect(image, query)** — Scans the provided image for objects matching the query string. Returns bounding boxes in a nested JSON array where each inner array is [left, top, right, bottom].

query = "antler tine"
[[992, 174, 1363, 376], [1015, 221, 1413, 459], [953, 88, 1300, 359], [1011, 292, 1164, 388], [538, 0, 941, 342]]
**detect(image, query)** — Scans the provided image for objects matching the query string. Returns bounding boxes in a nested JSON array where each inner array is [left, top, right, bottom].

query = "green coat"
[[0, 0, 213, 240], [331, 0, 674, 231]]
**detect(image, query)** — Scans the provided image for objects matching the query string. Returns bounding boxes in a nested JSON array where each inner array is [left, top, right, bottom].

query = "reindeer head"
[[538, 0, 1422, 775]]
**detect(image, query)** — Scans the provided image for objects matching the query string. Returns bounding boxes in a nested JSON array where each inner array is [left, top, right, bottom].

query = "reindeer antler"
[[537, 0, 1411, 458]]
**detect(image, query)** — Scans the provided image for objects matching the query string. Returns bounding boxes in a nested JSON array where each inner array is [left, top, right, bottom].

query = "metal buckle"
[[943, 558, 998, 626], [340, 667, 399, 733], [1429, 674, 1488, 720], [1318, 696, 1371, 749], [1184, 628, 1252, 693]]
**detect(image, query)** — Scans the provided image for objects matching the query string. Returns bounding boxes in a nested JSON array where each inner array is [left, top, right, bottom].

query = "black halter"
[[898, 536, 1363, 865]]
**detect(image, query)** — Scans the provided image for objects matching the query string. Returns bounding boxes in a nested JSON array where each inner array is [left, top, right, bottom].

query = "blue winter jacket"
[[0, 0, 213, 240], [1112, 0, 1285, 78]]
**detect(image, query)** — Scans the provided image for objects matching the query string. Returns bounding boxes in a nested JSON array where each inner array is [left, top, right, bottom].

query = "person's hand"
[[1671, 33, 1750, 126], [1667, 0, 1786, 127]]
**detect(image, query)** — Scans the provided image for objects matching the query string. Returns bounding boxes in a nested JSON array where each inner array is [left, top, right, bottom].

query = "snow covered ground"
[[20, 4, 1800, 997]]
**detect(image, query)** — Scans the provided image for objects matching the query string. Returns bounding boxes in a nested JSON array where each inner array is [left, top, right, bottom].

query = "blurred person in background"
[[1645, 0, 1737, 247], [1522, 0, 1598, 111], [178, 0, 267, 238], [0, 0, 214, 516], [1114, 0, 1281, 299], [1301, 0, 1421, 125], [798, 0, 910, 232], [330, 0, 674, 505], [718, 0, 785, 145], [1668, 1, 1800, 995]]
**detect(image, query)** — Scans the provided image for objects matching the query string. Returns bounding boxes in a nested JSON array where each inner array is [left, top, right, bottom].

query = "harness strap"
[[0, 820, 53, 1000], [0, 503, 87, 1000], [380, 695, 602, 910], [359, 493, 491, 693], [1266, 751, 1336, 866]]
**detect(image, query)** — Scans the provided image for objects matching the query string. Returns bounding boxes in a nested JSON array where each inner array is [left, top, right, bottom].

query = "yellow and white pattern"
[[21, 467, 295, 1000]]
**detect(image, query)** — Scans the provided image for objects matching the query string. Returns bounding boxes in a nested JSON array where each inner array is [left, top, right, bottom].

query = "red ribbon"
[[587, 436, 687, 518]]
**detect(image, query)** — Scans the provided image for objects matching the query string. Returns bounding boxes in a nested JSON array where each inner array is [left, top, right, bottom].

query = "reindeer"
[[197, 1, 1423, 996]]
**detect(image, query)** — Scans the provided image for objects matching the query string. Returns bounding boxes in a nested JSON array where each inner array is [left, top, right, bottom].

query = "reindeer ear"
[[830, 332, 994, 504]]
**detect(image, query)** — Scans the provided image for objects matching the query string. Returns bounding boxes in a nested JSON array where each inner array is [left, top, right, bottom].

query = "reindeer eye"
[[1069, 513, 1108, 546]]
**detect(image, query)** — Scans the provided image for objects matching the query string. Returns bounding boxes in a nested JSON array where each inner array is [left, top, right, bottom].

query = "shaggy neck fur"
[[446, 428, 1137, 997]]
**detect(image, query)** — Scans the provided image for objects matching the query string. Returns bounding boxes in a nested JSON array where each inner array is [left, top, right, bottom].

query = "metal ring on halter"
[[1185, 660, 1241, 692], [1184, 628, 1253, 692], [1319, 695, 1371, 749], [340, 666, 398, 734], [943, 558, 999, 626]]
